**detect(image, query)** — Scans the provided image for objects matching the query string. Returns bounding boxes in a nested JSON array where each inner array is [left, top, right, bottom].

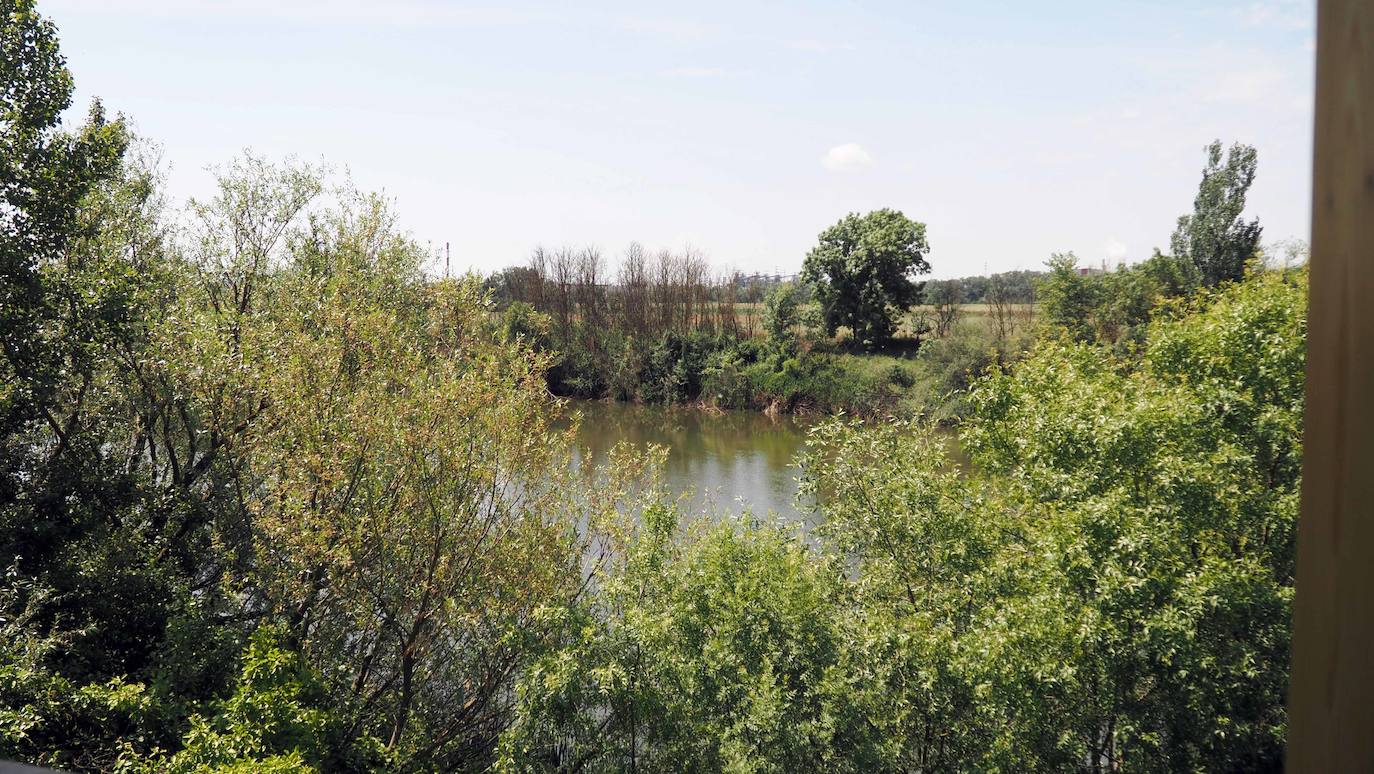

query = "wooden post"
[[1286, 0, 1374, 770]]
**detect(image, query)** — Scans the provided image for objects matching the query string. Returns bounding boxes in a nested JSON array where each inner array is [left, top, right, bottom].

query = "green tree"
[[499, 510, 870, 773], [1170, 140, 1262, 286], [0, 0, 131, 571], [1, 1, 126, 429], [1036, 252, 1098, 341], [123, 628, 388, 773], [1039, 251, 1199, 346], [175, 165, 629, 771], [799, 419, 998, 770], [923, 278, 962, 337], [801, 209, 930, 347], [799, 267, 1304, 771], [762, 281, 801, 350]]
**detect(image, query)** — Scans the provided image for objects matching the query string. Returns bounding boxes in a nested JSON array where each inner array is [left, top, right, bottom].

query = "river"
[[560, 399, 969, 532], [559, 399, 820, 527]]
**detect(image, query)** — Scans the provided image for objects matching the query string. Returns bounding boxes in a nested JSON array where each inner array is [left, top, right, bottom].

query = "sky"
[[46, 0, 1316, 279]]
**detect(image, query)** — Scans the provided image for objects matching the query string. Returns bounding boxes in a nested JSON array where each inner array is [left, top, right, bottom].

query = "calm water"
[[559, 400, 819, 526]]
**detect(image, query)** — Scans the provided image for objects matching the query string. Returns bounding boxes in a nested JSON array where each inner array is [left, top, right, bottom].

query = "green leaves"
[[500, 519, 863, 773], [801, 209, 930, 347], [960, 267, 1305, 770], [0, 6, 1307, 770], [1171, 141, 1263, 287], [123, 627, 387, 773], [503, 267, 1305, 771]]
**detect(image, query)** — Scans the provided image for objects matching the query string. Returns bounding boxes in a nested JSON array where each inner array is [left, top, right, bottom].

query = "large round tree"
[[801, 209, 930, 346]]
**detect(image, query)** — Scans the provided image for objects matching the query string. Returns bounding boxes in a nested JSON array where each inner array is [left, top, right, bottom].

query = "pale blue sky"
[[48, 0, 1315, 278]]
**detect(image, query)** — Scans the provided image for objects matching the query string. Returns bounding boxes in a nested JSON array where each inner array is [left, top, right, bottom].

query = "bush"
[[499, 518, 868, 771], [125, 629, 387, 773], [700, 347, 753, 409]]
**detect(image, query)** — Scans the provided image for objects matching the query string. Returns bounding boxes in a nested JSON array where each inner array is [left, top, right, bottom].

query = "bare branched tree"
[[986, 272, 1015, 344]]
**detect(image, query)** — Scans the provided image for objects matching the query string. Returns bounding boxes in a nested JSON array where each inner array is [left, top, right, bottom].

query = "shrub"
[[499, 518, 867, 771]]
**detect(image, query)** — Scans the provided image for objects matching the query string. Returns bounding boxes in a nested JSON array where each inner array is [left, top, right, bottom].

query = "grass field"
[[614, 302, 1041, 344]]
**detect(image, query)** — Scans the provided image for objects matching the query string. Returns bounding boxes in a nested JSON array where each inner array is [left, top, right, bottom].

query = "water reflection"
[[557, 400, 818, 527], [558, 400, 966, 537]]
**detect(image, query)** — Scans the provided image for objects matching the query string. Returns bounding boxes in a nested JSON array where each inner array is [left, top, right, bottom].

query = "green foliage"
[[924, 270, 1042, 305], [124, 628, 386, 773], [1171, 140, 1263, 286], [0, 634, 159, 771], [1, 0, 128, 425], [500, 300, 551, 349], [700, 345, 755, 408], [2, 120, 611, 771], [0, 7, 1306, 771], [499, 516, 866, 773], [908, 323, 1003, 419], [0, 0, 153, 683], [1038, 251, 1199, 346], [1037, 252, 1099, 341], [792, 267, 1305, 771], [800, 419, 997, 769], [802, 209, 931, 347], [966, 268, 1303, 770], [762, 281, 801, 350]]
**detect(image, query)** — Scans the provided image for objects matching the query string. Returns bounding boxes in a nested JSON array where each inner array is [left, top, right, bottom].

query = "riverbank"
[[540, 322, 1027, 423]]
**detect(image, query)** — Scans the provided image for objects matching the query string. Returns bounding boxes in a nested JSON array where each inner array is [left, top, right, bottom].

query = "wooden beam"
[[1287, 0, 1374, 770]]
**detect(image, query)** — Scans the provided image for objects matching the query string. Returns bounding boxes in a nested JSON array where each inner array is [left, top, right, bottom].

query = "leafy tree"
[[1036, 252, 1098, 341], [1170, 140, 1262, 286], [123, 629, 388, 773], [799, 419, 998, 770], [802, 209, 930, 347], [1, 0, 127, 432], [0, 0, 134, 640], [0, 7, 239, 770], [762, 281, 801, 350], [797, 267, 1305, 772], [1, 105, 644, 769], [1039, 252, 1199, 346], [968, 269, 1303, 771], [500, 300, 551, 349], [485, 265, 544, 306], [925, 270, 1042, 305], [174, 166, 629, 771], [499, 510, 869, 773]]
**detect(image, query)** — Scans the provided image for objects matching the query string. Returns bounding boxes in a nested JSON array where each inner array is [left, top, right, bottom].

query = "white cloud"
[[821, 143, 873, 172]]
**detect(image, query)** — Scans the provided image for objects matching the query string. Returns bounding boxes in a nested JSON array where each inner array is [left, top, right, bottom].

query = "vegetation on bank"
[[486, 139, 1282, 423], [488, 233, 1031, 420], [499, 265, 1306, 773], [2, 2, 1303, 772]]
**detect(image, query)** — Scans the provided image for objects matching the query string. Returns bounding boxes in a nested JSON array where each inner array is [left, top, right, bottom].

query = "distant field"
[[716, 301, 1040, 342], [617, 301, 1043, 342], [911, 303, 1037, 316]]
